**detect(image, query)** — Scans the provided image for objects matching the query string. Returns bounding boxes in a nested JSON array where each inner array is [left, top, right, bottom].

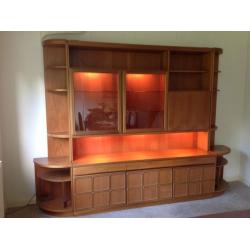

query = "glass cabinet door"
[[125, 73, 166, 131], [72, 71, 120, 134]]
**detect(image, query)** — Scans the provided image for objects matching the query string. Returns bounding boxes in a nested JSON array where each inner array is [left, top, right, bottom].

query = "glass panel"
[[125, 73, 165, 130], [73, 72, 119, 133]]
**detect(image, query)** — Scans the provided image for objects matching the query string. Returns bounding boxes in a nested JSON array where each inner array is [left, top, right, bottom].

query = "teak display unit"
[[34, 39, 230, 216]]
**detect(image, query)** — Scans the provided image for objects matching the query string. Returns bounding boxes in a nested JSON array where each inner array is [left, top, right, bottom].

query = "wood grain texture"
[[168, 91, 210, 131]]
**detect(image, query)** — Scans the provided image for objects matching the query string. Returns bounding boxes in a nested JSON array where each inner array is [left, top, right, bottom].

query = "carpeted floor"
[[6, 181, 250, 218]]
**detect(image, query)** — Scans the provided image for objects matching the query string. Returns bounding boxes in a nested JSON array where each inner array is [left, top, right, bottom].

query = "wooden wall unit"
[[34, 39, 230, 216]]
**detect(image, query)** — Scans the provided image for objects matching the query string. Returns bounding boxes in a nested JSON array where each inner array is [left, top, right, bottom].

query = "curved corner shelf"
[[217, 157, 228, 167], [39, 169, 71, 183], [212, 145, 231, 156], [40, 199, 72, 214], [47, 132, 70, 138], [34, 157, 71, 169]]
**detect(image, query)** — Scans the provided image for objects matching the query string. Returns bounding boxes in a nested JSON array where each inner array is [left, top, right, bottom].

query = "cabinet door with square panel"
[[127, 168, 173, 205], [74, 171, 126, 212]]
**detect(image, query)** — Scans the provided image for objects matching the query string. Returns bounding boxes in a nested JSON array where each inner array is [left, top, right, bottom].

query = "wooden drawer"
[[73, 164, 126, 176], [124, 157, 216, 171], [73, 157, 216, 177]]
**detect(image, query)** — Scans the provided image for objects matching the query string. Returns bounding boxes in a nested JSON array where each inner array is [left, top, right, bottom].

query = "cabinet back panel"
[[69, 48, 164, 71], [46, 92, 69, 133], [73, 132, 208, 159], [44, 46, 66, 67], [170, 52, 211, 71]]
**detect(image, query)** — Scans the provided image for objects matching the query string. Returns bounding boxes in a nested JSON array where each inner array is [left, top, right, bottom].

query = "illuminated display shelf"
[[34, 39, 229, 216]]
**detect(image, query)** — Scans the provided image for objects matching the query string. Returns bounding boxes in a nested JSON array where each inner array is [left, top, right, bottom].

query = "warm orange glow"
[[73, 72, 118, 92], [126, 73, 165, 92], [73, 132, 209, 160], [85, 72, 99, 78]]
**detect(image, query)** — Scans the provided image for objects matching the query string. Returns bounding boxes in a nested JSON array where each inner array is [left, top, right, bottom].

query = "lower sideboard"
[[34, 151, 230, 216], [73, 162, 216, 215]]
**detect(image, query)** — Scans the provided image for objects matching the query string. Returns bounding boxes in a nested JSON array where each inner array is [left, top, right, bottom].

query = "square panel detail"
[[143, 186, 158, 201], [111, 173, 125, 189], [93, 175, 110, 192], [189, 167, 203, 182], [159, 169, 172, 185], [202, 181, 215, 194], [127, 188, 142, 204], [173, 168, 189, 183], [75, 176, 92, 194], [203, 166, 216, 181], [188, 182, 202, 196], [159, 184, 172, 200], [75, 193, 92, 211], [143, 170, 158, 186], [93, 191, 110, 208], [174, 183, 188, 198], [127, 172, 143, 188], [110, 190, 126, 206]]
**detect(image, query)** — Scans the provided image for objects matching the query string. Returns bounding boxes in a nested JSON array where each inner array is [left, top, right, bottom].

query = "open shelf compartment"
[[73, 132, 209, 165], [35, 166, 72, 213]]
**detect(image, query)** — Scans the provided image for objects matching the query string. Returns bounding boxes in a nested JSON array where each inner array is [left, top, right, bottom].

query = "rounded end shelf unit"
[[34, 158, 72, 214], [34, 39, 229, 216]]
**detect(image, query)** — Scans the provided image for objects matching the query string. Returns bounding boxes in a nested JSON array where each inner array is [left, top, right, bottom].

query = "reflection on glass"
[[126, 73, 165, 130], [73, 72, 119, 132]]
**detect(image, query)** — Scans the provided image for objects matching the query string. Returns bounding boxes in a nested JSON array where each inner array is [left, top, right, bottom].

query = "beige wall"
[[0, 31, 248, 208], [0, 32, 47, 207], [240, 33, 250, 185]]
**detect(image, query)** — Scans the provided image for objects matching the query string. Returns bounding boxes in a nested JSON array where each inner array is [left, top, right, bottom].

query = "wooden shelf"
[[73, 149, 214, 166], [46, 65, 67, 70], [46, 88, 68, 93], [168, 90, 211, 93], [34, 157, 71, 168], [170, 70, 208, 73], [127, 90, 164, 93], [39, 170, 71, 183], [47, 132, 70, 138], [217, 157, 228, 167], [212, 145, 231, 156], [40, 199, 72, 213], [74, 90, 116, 93]]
